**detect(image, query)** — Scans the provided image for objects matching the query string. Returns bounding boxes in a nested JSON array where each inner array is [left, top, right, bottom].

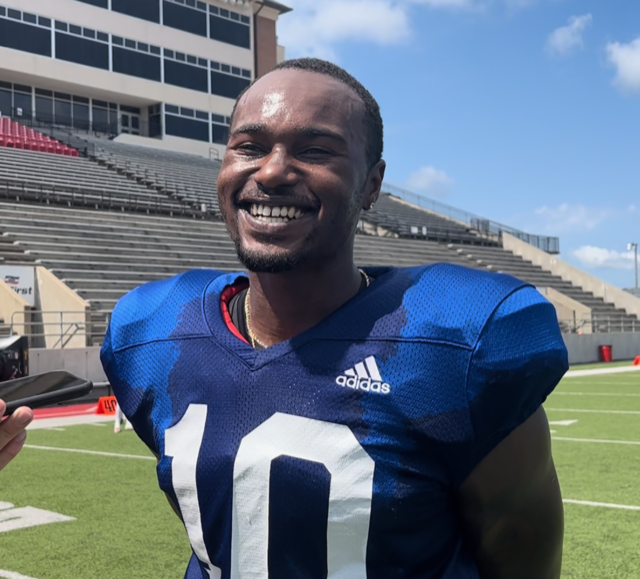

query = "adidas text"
[[335, 375, 391, 395]]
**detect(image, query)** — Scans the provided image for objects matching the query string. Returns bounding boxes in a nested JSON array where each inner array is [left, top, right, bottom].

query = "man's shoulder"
[[107, 269, 236, 352], [397, 263, 533, 348]]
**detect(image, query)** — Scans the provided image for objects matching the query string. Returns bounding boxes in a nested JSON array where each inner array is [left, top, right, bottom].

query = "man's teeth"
[[249, 204, 303, 221]]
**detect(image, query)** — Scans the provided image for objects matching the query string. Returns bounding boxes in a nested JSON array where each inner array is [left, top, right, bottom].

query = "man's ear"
[[362, 160, 386, 211]]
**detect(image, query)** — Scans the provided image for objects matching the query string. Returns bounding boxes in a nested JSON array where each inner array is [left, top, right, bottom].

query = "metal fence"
[[559, 316, 640, 334], [382, 183, 560, 254], [8, 310, 112, 349]]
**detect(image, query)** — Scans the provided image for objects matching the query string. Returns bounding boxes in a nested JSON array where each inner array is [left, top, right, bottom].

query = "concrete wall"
[[0, 278, 31, 336], [538, 286, 592, 333], [563, 332, 640, 365], [115, 132, 226, 159], [503, 233, 640, 318], [35, 267, 90, 349], [29, 347, 107, 383]]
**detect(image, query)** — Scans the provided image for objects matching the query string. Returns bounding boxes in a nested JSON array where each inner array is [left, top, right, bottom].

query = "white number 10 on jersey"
[[165, 404, 376, 578]]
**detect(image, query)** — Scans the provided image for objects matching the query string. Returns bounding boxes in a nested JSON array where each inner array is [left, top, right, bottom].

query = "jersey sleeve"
[[100, 322, 158, 454], [454, 286, 568, 485]]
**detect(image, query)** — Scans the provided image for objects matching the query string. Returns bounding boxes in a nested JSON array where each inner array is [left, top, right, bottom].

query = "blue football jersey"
[[101, 264, 568, 579]]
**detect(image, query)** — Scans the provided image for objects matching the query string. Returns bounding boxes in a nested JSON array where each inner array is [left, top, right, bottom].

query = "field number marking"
[[549, 420, 578, 426], [0, 570, 43, 579], [0, 502, 75, 534]]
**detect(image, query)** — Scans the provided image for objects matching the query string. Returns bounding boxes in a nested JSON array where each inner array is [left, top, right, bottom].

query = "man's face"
[[217, 69, 373, 273]]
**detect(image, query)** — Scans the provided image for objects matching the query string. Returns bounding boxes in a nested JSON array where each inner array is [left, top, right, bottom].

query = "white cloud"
[[572, 246, 636, 270], [546, 14, 592, 57], [533, 203, 608, 233], [405, 166, 453, 197], [278, 0, 411, 59], [278, 0, 490, 59], [606, 38, 640, 93], [277, 0, 545, 61]]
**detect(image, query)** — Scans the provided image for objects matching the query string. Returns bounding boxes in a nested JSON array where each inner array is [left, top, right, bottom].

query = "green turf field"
[[2, 368, 640, 578]]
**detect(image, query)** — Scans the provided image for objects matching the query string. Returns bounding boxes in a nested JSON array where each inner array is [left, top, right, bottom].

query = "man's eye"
[[237, 144, 265, 154], [301, 147, 331, 156]]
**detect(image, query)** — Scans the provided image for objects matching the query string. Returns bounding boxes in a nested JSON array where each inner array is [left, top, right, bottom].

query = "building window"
[[54, 21, 109, 70], [111, 0, 160, 23], [0, 7, 52, 57], [212, 114, 231, 144], [112, 39, 162, 82], [165, 104, 210, 142], [74, 0, 108, 7], [11, 88, 32, 119], [209, 12, 250, 49], [163, 0, 206, 37], [35, 88, 53, 122], [164, 49, 209, 93], [210, 70, 251, 100]]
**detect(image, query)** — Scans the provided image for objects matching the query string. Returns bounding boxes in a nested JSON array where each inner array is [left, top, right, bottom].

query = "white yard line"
[[28, 415, 114, 430], [23, 445, 155, 461], [564, 499, 640, 511], [561, 381, 640, 386], [553, 437, 640, 446], [565, 366, 640, 378], [546, 408, 640, 415]]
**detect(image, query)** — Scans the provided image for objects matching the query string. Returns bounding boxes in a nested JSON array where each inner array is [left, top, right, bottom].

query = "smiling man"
[[101, 58, 568, 579]]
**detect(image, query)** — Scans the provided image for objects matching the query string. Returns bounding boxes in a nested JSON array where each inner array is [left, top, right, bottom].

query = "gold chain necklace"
[[244, 269, 370, 349]]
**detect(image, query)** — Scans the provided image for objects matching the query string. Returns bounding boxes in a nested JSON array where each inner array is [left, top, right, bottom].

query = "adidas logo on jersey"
[[336, 356, 391, 395]]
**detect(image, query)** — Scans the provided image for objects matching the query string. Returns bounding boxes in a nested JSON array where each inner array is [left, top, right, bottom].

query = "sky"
[[276, 0, 640, 288]]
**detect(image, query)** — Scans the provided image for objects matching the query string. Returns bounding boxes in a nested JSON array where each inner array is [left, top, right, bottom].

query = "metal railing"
[[0, 177, 210, 218], [9, 310, 112, 348], [8, 108, 121, 139], [559, 316, 640, 334], [382, 183, 560, 254]]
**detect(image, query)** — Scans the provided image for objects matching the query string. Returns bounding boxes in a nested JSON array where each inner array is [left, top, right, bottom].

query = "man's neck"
[[247, 255, 363, 347]]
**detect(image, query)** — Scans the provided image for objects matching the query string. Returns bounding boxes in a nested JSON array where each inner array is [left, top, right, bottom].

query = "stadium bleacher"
[[45, 129, 222, 214], [0, 145, 191, 215], [1, 198, 637, 341], [364, 193, 493, 244], [0, 119, 635, 338]]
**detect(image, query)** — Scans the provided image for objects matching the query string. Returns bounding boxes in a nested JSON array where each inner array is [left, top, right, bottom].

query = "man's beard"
[[235, 237, 310, 273]]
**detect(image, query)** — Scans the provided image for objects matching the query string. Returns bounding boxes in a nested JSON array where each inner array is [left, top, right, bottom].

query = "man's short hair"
[[231, 57, 384, 172]]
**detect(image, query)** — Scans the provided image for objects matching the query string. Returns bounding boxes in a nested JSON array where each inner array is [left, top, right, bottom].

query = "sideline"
[[23, 445, 155, 461], [546, 408, 640, 415], [564, 366, 640, 378], [553, 437, 640, 446], [564, 499, 640, 512]]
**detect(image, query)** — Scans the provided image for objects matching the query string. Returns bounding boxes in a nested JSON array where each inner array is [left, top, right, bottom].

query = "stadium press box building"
[[0, 0, 291, 156]]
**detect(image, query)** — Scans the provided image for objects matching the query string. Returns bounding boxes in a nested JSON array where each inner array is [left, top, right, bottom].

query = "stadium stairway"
[[0, 202, 637, 343]]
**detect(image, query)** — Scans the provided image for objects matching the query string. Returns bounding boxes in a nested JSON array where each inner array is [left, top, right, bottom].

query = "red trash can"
[[598, 345, 613, 362]]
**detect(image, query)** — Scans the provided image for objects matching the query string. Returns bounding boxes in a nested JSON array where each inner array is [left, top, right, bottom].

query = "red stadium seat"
[[0, 118, 80, 157]]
